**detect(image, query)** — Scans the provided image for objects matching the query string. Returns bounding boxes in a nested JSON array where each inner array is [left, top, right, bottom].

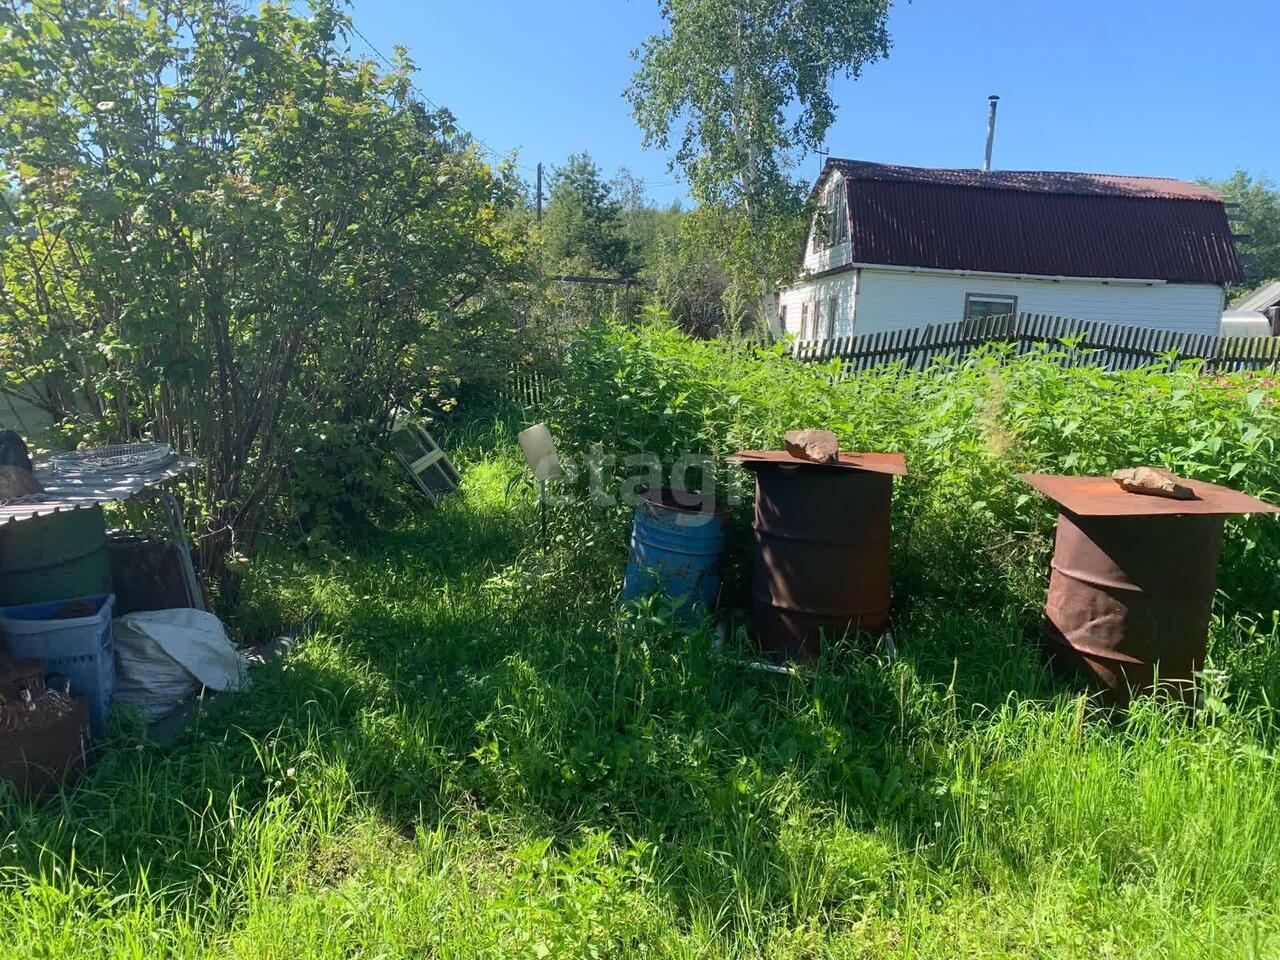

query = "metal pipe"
[[983, 95, 1000, 172]]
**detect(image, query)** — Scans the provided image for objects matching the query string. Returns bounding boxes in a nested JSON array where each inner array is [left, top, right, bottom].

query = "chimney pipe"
[[983, 94, 1000, 172]]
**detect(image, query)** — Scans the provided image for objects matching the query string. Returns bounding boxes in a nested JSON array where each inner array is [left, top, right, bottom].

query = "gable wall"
[[778, 271, 858, 338]]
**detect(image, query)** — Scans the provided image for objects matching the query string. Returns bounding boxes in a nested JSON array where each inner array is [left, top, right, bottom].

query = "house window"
[[800, 302, 809, 338], [810, 178, 848, 252], [964, 293, 1018, 323], [826, 184, 848, 247], [825, 295, 838, 338], [811, 210, 827, 254], [778, 304, 788, 332]]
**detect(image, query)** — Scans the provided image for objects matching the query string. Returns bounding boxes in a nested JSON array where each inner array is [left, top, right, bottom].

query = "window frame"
[[827, 182, 848, 247], [811, 177, 849, 253], [963, 292, 1018, 324]]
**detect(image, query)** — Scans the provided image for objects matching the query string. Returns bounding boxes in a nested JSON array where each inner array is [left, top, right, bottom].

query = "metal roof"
[[0, 456, 198, 526], [818, 160, 1244, 285], [1235, 280, 1280, 313], [827, 160, 1224, 201], [1020, 473, 1278, 517]]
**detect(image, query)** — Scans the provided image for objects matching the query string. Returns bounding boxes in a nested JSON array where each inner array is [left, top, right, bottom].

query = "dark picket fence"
[[499, 367, 558, 409], [792, 313, 1280, 376]]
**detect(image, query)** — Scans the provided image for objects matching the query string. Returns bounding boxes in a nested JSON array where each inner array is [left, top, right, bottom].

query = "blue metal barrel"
[[622, 489, 727, 616]]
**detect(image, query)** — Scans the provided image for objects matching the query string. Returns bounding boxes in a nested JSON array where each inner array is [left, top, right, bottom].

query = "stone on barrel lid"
[[1020, 470, 1279, 517], [784, 429, 840, 464]]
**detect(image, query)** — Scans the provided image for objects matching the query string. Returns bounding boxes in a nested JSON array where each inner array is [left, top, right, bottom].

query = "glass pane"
[[965, 297, 1016, 322]]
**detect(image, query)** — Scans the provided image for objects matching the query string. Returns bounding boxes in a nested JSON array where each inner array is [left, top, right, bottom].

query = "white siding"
[[779, 271, 858, 338], [801, 172, 852, 275], [851, 268, 1226, 337]]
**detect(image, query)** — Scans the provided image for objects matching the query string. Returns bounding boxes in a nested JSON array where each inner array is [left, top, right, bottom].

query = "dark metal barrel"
[[734, 452, 905, 661], [1022, 470, 1278, 706], [1044, 510, 1225, 704]]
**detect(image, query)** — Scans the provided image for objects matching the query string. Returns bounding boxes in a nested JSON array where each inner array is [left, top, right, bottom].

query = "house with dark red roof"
[[779, 159, 1244, 340]]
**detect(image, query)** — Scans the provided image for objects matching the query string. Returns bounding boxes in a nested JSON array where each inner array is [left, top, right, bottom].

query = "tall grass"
[[1, 325, 1279, 958]]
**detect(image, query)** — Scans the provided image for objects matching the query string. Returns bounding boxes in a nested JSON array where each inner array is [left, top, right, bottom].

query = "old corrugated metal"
[[731, 450, 906, 661], [825, 160, 1244, 285], [1022, 473, 1277, 705], [1043, 511, 1224, 705]]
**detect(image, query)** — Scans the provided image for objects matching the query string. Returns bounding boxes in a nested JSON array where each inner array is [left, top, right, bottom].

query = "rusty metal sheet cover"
[[729, 450, 907, 476], [1020, 473, 1278, 517]]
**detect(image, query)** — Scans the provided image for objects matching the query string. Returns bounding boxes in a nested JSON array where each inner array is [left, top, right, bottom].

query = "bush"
[[0, 0, 535, 593], [539, 321, 1280, 620]]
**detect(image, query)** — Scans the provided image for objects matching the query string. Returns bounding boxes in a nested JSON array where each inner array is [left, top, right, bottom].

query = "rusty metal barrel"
[[731, 451, 906, 661], [1044, 511, 1224, 703], [1022, 472, 1278, 705]]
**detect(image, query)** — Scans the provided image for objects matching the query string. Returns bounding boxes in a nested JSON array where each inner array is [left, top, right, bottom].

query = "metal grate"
[[50, 442, 174, 476]]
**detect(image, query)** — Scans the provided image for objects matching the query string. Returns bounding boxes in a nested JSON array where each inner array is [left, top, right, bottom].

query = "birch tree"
[[627, 0, 892, 330]]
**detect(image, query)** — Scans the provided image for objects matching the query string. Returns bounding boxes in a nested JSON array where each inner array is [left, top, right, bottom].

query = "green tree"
[[1206, 170, 1280, 294], [541, 153, 636, 278], [0, 0, 532, 590], [626, 0, 891, 331]]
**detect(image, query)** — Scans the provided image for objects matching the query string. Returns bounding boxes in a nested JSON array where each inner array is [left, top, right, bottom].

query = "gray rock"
[[1111, 466, 1197, 500], [784, 429, 840, 464]]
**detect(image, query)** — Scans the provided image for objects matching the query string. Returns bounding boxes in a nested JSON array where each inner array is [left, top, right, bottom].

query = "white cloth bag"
[[113, 609, 250, 720]]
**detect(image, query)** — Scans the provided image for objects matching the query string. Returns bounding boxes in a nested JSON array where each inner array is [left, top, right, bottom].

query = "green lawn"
[[4, 422, 1280, 958]]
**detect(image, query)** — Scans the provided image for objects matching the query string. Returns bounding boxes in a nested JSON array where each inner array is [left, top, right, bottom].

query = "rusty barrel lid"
[[1020, 472, 1278, 517]]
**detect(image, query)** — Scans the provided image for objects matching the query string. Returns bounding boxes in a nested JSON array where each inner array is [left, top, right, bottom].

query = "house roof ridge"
[[821, 158, 1222, 203]]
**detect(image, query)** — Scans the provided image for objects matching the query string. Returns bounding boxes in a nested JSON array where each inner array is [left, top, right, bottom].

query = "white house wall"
[[851, 268, 1226, 337], [801, 172, 852, 275], [779, 271, 858, 338]]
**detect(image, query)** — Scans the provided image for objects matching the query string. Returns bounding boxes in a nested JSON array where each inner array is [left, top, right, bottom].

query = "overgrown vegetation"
[[541, 322, 1280, 624], [4, 324, 1280, 957], [0, 0, 534, 592], [1206, 169, 1280, 294]]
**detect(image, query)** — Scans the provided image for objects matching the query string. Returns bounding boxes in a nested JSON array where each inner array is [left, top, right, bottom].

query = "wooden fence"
[[499, 368, 558, 409], [792, 313, 1280, 376]]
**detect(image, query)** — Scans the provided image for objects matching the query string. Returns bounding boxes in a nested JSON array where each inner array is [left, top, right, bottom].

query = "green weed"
[[2, 328, 1279, 958]]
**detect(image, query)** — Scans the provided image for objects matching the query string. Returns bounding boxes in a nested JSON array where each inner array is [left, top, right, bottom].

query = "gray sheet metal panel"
[[0, 456, 199, 526]]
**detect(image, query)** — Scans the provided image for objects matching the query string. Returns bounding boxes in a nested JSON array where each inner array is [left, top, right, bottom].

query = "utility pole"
[[535, 162, 543, 224]]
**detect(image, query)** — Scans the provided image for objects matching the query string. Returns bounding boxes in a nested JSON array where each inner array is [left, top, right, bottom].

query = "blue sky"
[[349, 0, 1279, 206]]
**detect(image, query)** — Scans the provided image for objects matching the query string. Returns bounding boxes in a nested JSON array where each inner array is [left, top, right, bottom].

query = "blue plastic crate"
[[0, 593, 115, 736]]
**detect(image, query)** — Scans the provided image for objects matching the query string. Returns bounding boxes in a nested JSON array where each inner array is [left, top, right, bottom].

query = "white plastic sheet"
[[113, 609, 250, 720]]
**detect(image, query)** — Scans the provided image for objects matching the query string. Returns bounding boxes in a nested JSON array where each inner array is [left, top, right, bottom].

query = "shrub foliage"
[[541, 321, 1280, 619], [0, 0, 533, 587]]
